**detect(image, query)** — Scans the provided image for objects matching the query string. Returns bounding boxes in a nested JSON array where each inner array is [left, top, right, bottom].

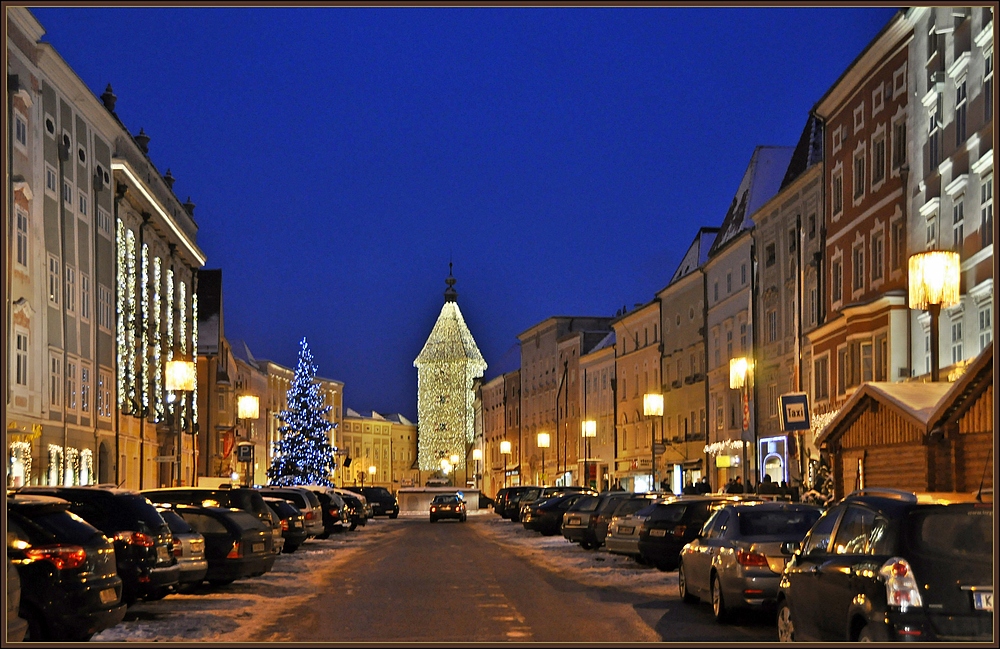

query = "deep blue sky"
[[30, 6, 900, 419]]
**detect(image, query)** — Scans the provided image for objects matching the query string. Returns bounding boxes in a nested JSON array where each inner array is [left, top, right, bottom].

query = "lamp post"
[[500, 440, 511, 488], [472, 448, 482, 491], [165, 360, 196, 487], [908, 251, 961, 382], [537, 432, 550, 486], [368, 464, 377, 488], [236, 394, 259, 487], [730, 356, 752, 485], [643, 393, 663, 492], [581, 419, 596, 490]]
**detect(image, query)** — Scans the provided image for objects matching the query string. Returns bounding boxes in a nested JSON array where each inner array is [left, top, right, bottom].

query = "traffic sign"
[[653, 443, 666, 454], [236, 443, 254, 463], [779, 392, 811, 431]]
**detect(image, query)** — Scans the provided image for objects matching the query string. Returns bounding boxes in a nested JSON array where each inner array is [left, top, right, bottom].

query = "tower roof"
[[444, 262, 458, 303], [414, 301, 487, 371]]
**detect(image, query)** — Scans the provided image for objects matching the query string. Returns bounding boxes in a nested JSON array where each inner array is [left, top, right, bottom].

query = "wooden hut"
[[817, 346, 994, 499]]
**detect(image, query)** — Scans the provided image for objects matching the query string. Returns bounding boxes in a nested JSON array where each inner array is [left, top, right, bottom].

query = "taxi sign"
[[779, 392, 811, 431]]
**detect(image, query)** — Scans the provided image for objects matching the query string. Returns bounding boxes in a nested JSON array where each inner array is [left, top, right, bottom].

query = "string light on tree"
[[267, 338, 337, 486], [413, 265, 487, 472]]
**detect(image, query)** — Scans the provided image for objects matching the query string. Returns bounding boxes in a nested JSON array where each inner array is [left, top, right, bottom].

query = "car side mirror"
[[780, 541, 800, 555]]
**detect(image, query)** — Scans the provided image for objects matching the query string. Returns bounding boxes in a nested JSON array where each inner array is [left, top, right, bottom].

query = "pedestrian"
[[697, 476, 711, 494], [683, 481, 698, 495], [731, 476, 745, 494]]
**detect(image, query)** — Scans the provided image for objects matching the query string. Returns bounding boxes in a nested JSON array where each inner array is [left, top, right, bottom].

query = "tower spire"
[[444, 262, 458, 302]]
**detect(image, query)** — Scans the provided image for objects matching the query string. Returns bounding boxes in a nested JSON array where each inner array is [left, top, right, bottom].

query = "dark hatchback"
[[173, 505, 274, 586], [17, 486, 179, 605], [263, 497, 309, 553], [336, 490, 368, 530], [637, 495, 751, 571], [561, 491, 631, 549], [345, 486, 399, 518], [495, 486, 534, 519], [776, 489, 994, 643], [523, 492, 592, 536], [7, 493, 127, 641]]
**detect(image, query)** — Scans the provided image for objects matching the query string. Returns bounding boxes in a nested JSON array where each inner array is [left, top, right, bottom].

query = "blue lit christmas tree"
[[267, 338, 336, 486]]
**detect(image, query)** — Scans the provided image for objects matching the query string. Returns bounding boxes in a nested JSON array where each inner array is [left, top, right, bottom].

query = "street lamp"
[[500, 440, 511, 488], [908, 251, 961, 382], [537, 432, 550, 486], [472, 448, 482, 490], [368, 464, 377, 487], [236, 394, 259, 487], [730, 356, 753, 486], [581, 419, 596, 490], [643, 393, 663, 492], [165, 360, 196, 487]]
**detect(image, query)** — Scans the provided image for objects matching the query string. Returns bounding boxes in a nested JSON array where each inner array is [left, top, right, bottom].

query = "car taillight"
[[281, 519, 289, 531], [226, 541, 241, 559], [880, 558, 924, 610], [431, 506, 437, 512], [736, 549, 769, 567], [114, 531, 155, 547], [304, 511, 315, 520], [24, 544, 87, 570], [330, 508, 339, 516], [672, 525, 687, 538]]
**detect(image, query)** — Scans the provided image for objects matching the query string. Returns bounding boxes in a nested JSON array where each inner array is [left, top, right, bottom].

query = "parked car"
[[638, 495, 754, 571], [493, 487, 512, 516], [154, 507, 208, 594], [523, 492, 592, 536], [7, 493, 127, 641], [429, 493, 467, 522], [299, 485, 350, 536], [256, 486, 325, 539], [344, 486, 399, 518], [18, 485, 179, 605], [561, 491, 630, 549], [263, 498, 309, 553], [142, 486, 275, 534], [7, 554, 28, 642], [172, 505, 274, 587], [333, 489, 369, 530], [495, 486, 535, 519], [776, 488, 994, 643], [605, 494, 674, 560], [678, 501, 822, 621], [264, 505, 284, 555], [518, 486, 593, 522]]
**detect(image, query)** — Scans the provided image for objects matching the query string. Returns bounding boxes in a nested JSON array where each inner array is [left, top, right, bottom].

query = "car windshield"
[[119, 495, 170, 533], [158, 509, 194, 534], [648, 503, 687, 523], [520, 489, 541, 502], [17, 509, 104, 545], [908, 506, 993, 560], [737, 508, 821, 537], [569, 495, 599, 512]]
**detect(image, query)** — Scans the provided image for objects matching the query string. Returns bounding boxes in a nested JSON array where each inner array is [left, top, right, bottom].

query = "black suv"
[[7, 493, 128, 640], [637, 495, 752, 571], [17, 486, 179, 606], [345, 486, 399, 518], [776, 488, 994, 642]]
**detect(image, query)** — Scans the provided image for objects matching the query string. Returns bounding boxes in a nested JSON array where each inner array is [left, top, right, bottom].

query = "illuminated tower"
[[414, 266, 487, 472]]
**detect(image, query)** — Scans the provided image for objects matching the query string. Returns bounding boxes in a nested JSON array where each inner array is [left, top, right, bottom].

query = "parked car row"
[[6, 482, 398, 642], [493, 486, 994, 643]]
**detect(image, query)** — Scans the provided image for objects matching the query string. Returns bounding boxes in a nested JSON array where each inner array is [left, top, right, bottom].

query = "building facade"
[[578, 332, 616, 492]]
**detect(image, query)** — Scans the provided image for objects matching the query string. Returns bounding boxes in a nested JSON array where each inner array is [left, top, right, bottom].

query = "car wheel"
[[776, 600, 795, 642], [711, 573, 730, 623], [858, 623, 890, 642], [283, 543, 299, 554], [678, 561, 698, 604], [389, 513, 398, 519]]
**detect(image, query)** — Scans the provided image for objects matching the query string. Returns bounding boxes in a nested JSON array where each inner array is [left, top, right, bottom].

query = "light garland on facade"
[[179, 282, 187, 356], [65, 447, 79, 485], [9, 442, 31, 487], [810, 409, 839, 444], [141, 243, 150, 414], [414, 301, 487, 471], [153, 256, 163, 420], [703, 439, 747, 456], [166, 269, 174, 362], [191, 291, 198, 427], [47, 444, 63, 486], [80, 448, 93, 485]]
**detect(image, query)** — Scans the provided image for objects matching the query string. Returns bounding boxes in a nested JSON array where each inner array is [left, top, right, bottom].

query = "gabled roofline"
[[929, 345, 994, 428]]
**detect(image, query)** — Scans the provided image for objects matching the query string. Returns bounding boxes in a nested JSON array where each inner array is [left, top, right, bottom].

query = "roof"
[[779, 114, 824, 190], [929, 344, 994, 428], [817, 382, 954, 448], [413, 301, 487, 373], [708, 146, 795, 258], [229, 338, 259, 370], [664, 227, 719, 287], [585, 331, 616, 355]]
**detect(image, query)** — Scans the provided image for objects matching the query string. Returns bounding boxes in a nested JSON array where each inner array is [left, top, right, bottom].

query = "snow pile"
[[473, 514, 679, 598]]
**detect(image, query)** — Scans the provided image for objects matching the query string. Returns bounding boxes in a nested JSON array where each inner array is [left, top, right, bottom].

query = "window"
[[893, 64, 906, 98], [14, 110, 27, 147], [802, 508, 840, 555], [765, 243, 776, 267], [955, 79, 967, 146], [813, 357, 829, 401], [48, 256, 60, 305], [809, 287, 817, 325], [740, 323, 747, 351], [98, 284, 112, 330], [716, 403, 724, 430], [767, 310, 778, 343], [853, 149, 866, 199], [80, 273, 91, 321], [852, 244, 865, 292], [832, 124, 843, 153], [872, 133, 886, 185], [808, 214, 816, 239], [875, 333, 888, 381], [78, 191, 89, 218], [45, 164, 57, 195], [63, 180, 73, 206], [892, 118, 906, 170], [726, 330, 733, 357], [15, 330, 28, 387], [860, 341, 874, 383], [65, 265, 76, 313], [979, 306, 992, 351], [832, 170, 843, 215], [726, 272, 732, 293], [926, 215, 938, 248], [832, 258, 843, 304], [981, 174, 993, 247], [833, 507, 877, 554], [66, 361, 77, 412], [985, 49, 993, 121], [871, 232, 884, 282], [98, 371, 112, 418], [15, 207, 28, 268], [872, 83, 885, 115], [853, 103, 865, 134], [97, 207, 112, 237], [218, 390, 226, 412], [741, 263, 747, 284], [951, 320, 963, 364], [837, 347, 849, 395], [929, 97, 941, 169], [928, 18, 938, 60], [50, 356, 62, 406], [953, 196, 965, 252], [789, 228, 797, 253], [891, 220, 906, 270], [81, 366, 91, 414], [713, 281, 719, 302]]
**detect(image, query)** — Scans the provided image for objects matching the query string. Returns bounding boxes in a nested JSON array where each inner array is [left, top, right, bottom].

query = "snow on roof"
[[586, 330, 616, 355], [817, 381, 953, 447], [666, 227, 719, 286]]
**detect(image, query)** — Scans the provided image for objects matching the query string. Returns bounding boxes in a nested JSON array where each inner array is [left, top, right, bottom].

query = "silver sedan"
[[678, 501, 821, 622]]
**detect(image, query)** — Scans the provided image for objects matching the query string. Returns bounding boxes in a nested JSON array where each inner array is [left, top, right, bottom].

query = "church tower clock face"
[[413, 265, 487, 473]]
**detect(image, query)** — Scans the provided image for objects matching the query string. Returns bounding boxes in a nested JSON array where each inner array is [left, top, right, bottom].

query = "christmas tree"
[[267, 338, 336, 486]]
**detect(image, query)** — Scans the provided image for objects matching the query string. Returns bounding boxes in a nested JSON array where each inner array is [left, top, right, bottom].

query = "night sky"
[[29, 6, 900, 419]]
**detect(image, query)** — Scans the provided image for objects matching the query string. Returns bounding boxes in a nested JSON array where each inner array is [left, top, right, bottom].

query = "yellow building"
[[339, 409, 416, 491]]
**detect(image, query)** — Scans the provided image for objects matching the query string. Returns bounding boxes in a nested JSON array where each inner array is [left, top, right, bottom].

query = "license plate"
[[293, 522, 302, 528], [650, 529, 667, 537], [157, 546, 169, 562], [618, 526, 634, 535], [568, 517, 581, 525], [252, 542, 265, 554], [974, 591, 993, 611], [99, 588, 117, 605]]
